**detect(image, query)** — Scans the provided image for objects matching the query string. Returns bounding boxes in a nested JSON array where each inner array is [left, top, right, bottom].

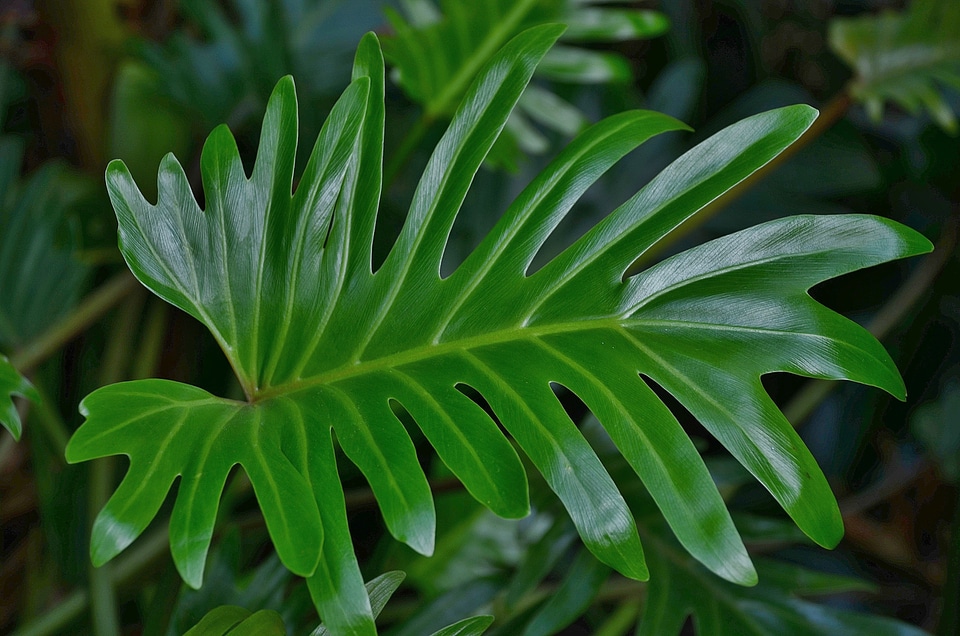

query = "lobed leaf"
[[69, 24, 931, 634]]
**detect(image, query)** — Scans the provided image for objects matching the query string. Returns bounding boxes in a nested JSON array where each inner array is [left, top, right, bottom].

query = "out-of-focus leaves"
[[169, 531, 292, 636], [503, 517, 577, 611], [635, 520, 929, 636], [829, 0, 960, 132], [382, 0, 667, 167], [519, 547, 609, 636], [395, 491, 547, 596], [387, 579, 503, 636], [0, 158, 91, 348], [912, 377, 960, 481], [108, 60, 191, 201], [72, 25, 933, 607], [183, 606, 285, 636], [139, 0, 386, 140], [41, 0, 128, 168], [0, 354, 37, 440]]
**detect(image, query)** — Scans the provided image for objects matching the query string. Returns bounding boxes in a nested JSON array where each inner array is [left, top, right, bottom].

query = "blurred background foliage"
[[0, 0, 958, 634]]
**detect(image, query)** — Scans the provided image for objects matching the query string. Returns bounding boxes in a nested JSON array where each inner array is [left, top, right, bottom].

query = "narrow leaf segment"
[[67, 25, 932, 633], [1, 354, 37, 441]]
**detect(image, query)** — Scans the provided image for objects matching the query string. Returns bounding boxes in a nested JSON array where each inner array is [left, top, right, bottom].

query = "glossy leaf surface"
[[428, 616, 494, 636], [184, 606, 285, 636], [1, 354, 37, 440], [68, 25, 931, 634], [830, 0, 960, 131]]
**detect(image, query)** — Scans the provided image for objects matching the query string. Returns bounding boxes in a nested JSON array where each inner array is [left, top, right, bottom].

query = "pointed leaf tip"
[[1, 355, 37, 442]]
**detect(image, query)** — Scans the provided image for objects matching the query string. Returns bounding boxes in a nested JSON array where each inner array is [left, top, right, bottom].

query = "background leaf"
[[829, 0, 960, 131], [0, 354, 37, 440]]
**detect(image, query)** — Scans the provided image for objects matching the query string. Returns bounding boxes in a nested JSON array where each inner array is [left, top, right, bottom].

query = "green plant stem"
[[628, 91, 853, 273], [132, 300, 167, 381], [88, 460, 121, 636], [784, 219, 956, 425], [593, 600, 641, 636], [9, 271, 138, 374], [28, 387, 70, 463]]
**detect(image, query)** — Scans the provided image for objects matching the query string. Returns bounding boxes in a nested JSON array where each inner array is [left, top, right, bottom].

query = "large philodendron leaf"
[[68, 25, 931, 633], [829, 0, 960, 131], [1, 354, 37, 441]]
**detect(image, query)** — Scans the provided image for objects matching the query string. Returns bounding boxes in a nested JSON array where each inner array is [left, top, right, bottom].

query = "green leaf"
[[636, 524, 928, 636], [69, 381, 323, 582], [829, 0, 960, 132], [184, 605, 251, 636], [311, 571, 406, 636], [537, 46, 632, 84], [137, 0, 383, 136], [520, 547, 610, 636], [184, 606, 285, 636], [1, 354, 37, 441], [382, 0, 665, 163], [429, 616, 495, 636], [563, 8, 670, 42], [69, 24, 931, 631], [0, 160, 91, 348], [390, 579, 502, 636]]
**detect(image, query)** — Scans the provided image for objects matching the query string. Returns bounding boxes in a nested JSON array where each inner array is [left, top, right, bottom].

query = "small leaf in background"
[[829, 0, 960, 132], [382, 0, 668, 166], [0, 354, 37, 440], [428, 615, 495, 636], [136, 0, 385, 143], [184, 606, 285, 636]]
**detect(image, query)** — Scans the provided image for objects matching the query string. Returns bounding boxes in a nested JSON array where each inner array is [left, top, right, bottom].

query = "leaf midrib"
[[250, 318, 837, 403]]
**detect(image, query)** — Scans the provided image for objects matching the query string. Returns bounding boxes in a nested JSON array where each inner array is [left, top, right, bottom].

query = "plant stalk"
[[10, 271, 139, 374]]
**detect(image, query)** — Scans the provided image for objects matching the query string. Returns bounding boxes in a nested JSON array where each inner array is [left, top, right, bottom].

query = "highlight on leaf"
[[66, 23, 931, 634]]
